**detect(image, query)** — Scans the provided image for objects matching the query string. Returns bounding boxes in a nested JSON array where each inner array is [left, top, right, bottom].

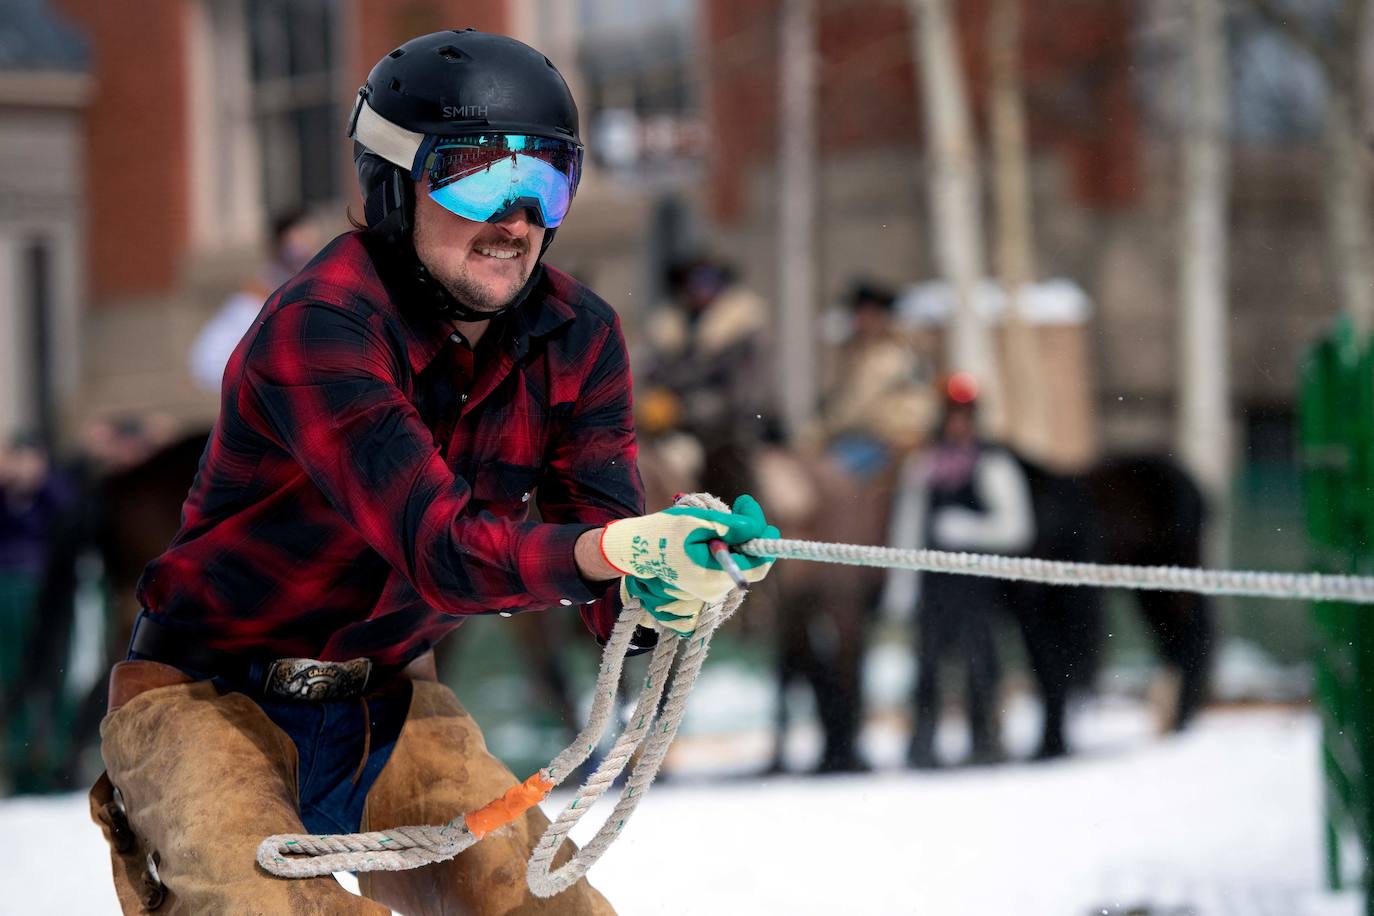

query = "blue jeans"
[[828, 435, 889, 479], [255, 684, 410, 835]]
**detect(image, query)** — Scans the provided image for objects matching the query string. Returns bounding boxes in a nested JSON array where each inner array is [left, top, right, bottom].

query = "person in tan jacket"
[[638, 258, 770, 498], [813, 281, 933, 478]]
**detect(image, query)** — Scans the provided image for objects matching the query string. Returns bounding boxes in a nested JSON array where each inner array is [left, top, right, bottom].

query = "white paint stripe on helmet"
[[349, 93, 426, 173]]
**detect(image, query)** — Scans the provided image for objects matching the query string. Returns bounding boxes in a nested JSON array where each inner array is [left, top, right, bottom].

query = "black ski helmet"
[[347, 29, 582, 320]]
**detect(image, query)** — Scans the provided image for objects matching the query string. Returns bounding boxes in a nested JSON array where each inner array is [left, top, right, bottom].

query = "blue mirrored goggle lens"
[[427, 137, 580, 228]]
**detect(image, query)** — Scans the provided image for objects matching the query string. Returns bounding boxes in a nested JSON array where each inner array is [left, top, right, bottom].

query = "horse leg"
[[769, 565, 827, 774], [910, 577, 955, 768], [1014, 585, 1069, 760], [1137, 589, 1214, 731], [961, 582, 1005, 764], [813, 580, 871, 773], [510, 611, 581, 739], [767, 603, 806, 775], [1166, 593, 1213, 731]]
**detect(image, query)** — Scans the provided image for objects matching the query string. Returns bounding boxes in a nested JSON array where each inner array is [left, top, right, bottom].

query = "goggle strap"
[[350, 94, 427, 174]]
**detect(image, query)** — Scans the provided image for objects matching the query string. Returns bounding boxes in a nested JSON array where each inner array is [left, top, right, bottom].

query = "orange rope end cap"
[[465, 771, 556, 839]]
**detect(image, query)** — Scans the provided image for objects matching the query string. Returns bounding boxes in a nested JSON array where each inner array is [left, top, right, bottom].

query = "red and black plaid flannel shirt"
[[136, 231, 643, 667]]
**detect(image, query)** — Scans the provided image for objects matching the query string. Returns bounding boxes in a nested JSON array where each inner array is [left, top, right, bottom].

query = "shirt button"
[[460, 393, 469, 403], [559, 598, 573, 606]]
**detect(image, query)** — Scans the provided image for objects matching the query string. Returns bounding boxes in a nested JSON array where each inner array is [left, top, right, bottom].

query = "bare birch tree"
[[987, 0, 1050, 458], [777, 0, 820, 440], [910, 0, 1004, 432], [1245, 0, 1374, 336], [1177, 0, 1233, 553]]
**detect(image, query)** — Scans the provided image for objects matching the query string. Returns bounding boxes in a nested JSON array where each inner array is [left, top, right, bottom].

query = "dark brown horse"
[[754, 445, 899, 773], [1011, 453, 1213, 759]]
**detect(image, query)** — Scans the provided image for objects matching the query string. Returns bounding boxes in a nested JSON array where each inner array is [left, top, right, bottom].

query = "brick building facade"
[[13, 0, 1346, 465]]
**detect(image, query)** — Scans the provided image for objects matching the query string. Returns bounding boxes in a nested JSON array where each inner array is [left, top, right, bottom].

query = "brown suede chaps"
[[89, 659, 614, 915]]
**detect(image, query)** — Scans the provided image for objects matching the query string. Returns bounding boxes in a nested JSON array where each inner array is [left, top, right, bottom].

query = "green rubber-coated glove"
[[621, 576, 705, 637], [600, 494, 780, 603]]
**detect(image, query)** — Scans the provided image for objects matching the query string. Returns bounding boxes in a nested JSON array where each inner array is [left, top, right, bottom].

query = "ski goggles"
[[425, 134, 583, 228]]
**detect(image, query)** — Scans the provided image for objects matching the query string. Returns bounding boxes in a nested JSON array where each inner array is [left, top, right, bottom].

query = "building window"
[[17, 238, 54, 449], [247, 0, 342, 217], [573, 0, 703, 173]]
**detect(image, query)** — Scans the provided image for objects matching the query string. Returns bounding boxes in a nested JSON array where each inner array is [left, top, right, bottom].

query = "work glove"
[[601, 494, 779, 605], [621, 576, 706, 637]]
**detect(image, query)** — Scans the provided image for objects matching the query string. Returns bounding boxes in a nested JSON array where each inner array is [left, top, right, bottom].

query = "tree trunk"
[[1177, 0, 1232, 553], [1321, 80, 1374, 338], [987, 0, 1048, 458], [1242, 0, 1374, 334], [776, 0, 820, 441], [910, 0, 1002, 433]]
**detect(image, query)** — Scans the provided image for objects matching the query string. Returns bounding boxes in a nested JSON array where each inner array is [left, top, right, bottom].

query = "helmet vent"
[[389, 77, 402, 92], [437, 45, 466, 62], [388, 48, 405, 59]]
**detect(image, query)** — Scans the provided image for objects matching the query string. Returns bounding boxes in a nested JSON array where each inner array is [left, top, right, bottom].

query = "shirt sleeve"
[[536, 311, 646, 642], [237, 299, 601, 616], [878, 452, 927, 621], [930, 450, 1036, 553]]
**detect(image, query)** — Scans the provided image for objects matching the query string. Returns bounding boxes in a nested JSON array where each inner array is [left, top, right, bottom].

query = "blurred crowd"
[[629, 254, 1213, 774], [0, 238, 1216, 796], [0, 414, 183, 792]]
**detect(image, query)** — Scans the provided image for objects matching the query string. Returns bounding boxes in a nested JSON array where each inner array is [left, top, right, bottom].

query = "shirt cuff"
[[518, 521, 604, 607]]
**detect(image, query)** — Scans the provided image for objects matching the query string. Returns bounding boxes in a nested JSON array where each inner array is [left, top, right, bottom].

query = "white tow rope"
[[259, 497, 1366, 898], [738, 537, 1374, 604]]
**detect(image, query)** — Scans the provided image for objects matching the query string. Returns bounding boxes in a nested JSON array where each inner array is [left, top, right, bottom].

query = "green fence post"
[[1301, 316, 1374, 914]]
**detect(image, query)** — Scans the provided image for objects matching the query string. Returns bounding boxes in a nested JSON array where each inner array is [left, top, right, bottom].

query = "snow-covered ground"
[[1, 701, 1357, 915]]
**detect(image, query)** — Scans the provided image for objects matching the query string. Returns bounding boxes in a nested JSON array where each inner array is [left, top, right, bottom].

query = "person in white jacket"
[[188, 211, 321, 394], [881, 375, 1035, 767]]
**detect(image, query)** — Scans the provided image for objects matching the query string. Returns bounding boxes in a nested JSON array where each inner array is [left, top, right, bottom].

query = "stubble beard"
[[413, 213, 532, 314], [431, 255, 532, 314]]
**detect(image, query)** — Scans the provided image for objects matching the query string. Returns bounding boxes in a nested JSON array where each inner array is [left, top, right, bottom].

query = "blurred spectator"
[[809, 280, 933, 477], [0, 433, 72, 694], [189, 211, 323, 394], [3, 413, 185, 793], [76, 414, 177, 475], [639, 256, 769, 499], [881, 377, 1035, 767]]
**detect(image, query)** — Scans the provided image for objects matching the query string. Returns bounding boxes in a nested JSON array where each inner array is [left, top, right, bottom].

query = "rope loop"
[[257, 491, 748, 897]]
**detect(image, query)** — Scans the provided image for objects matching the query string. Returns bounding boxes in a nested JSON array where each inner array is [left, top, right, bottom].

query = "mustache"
[[469, 235, 530, 254]]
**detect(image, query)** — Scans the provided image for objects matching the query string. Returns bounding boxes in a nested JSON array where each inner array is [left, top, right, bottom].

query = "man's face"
[[942, 408, 976, 444], [277, 222, 323, 275], [412, 174, 546, 315], [2, 445, 47, 493], [852, 302, 889, 337]]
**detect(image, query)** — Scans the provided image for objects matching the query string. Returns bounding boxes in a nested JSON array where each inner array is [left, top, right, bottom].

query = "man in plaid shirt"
[[90, 30, 775, 915]]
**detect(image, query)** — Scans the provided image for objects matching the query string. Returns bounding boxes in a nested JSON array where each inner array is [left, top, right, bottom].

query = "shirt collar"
[[399, 267, 578, 372], [508, 270, 577, 358]]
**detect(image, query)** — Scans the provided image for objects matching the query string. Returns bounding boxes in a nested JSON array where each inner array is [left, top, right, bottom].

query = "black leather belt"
[[130, 612, 383, 702]]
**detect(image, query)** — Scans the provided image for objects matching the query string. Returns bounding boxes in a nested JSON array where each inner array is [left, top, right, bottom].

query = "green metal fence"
[[1301, 316, 1374, 911]]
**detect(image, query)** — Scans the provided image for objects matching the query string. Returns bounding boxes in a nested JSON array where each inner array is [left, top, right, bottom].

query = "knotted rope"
[[257, 492, 746, 897]]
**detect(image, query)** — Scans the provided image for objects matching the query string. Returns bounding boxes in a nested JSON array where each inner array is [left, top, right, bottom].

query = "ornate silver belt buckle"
[[264, 657, 372, 701]]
